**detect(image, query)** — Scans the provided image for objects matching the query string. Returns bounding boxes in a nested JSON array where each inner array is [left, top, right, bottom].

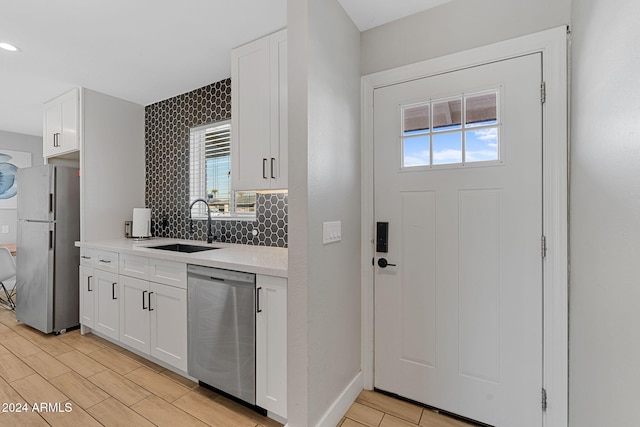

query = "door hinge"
[[540, 82, 546, 104], [541, 235, 547, 258], [542, 387, 548, 411]]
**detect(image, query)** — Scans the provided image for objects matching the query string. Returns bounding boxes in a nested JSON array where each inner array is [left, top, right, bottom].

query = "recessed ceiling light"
[[0, 42, 19, 52]]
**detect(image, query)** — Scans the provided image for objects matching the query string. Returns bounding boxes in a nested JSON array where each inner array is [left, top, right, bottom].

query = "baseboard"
[[314, 371, 363, 427]]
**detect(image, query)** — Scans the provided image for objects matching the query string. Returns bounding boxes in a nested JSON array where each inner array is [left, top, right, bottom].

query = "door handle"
[[142, 290, 147, 309], [263, 158, 268, 179], [112, 282, 117, 300], [270, 158, 276, 179], [87, 276, 93, 292], [148, 292, 154, 311], [378, 258, 397, 268]]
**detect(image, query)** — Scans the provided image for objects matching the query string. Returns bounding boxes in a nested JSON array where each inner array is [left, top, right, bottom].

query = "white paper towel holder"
[[132, 208, 152, 240]]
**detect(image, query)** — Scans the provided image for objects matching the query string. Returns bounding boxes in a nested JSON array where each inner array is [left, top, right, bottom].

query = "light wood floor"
[[0, 305, 475, 427], [0, 306, 281, 426], [340, 390, 476, 427]]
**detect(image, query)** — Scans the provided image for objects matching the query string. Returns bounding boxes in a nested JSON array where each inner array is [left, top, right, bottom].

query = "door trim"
[[361, 26, 568, 427]]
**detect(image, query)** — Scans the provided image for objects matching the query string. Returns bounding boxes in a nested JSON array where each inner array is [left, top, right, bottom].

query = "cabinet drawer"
[[150, 259, 186, 289], [80, 248, 98, 267], [120, 254, 149, 280], [80, 248, 118, 272], [96, 251, 118, 273]]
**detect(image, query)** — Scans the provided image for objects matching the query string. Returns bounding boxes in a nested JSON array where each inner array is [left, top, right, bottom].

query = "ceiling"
[[0, 0, 450, 138]]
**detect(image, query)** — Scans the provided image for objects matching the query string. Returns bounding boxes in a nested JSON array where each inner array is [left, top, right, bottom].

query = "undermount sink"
[[145, 243, 220, 253]]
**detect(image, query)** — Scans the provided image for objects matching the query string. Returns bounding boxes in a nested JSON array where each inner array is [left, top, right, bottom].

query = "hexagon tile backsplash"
[[145, 79, 288, 248]]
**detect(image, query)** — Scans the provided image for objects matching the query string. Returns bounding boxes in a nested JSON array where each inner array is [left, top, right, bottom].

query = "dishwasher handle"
[[187, 264, 255, 284]]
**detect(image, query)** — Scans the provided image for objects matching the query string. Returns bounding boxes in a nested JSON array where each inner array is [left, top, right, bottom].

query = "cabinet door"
[[119, 275, 150, 353], [231, 35, 272, 191], [94, 270, 119, 340], [79, 266, 95, 328], [150, 282, 187, 371], [256, 275, 287, 417], [43, 102, 62, 158], [269, 29, 288, 190], [60, 89, 79, 153], [43, 88, 79, 158]]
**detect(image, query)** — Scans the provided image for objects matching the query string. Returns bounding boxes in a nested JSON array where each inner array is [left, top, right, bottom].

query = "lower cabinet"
[[119, 275, 188, 372], [256, 274, 287, 418], [94, 270, 120, 340], [79, 264, 119, 340], [79, 265, 95, 328]]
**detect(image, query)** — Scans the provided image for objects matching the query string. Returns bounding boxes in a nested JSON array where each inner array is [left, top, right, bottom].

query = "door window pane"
[[433, 132, 462, 165], [404, 104, 430, 133], [433, 98, 462, 131], [465, 128, 499, 162], [403, 135, 430, 167], [466, 92, 497, 127]]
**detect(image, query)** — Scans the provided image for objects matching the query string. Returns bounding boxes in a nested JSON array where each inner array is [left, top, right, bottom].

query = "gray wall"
[[288, 0, 362, 425], [570, 0, 640, 425], [361, 0, 570, 75], [0, 130, 43, 244]]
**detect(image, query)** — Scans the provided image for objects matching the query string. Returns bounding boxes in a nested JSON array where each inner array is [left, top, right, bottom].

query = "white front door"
[[374, 53, 543, 426]]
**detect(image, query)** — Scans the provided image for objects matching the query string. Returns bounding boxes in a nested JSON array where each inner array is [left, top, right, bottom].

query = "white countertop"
[[75, 238, 288, 278]]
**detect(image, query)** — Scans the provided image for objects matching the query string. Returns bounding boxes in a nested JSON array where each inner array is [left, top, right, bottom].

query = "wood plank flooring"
[[339, 390, 476, 427], [0, 305, 475, 427], [0, 307, 281, 427]]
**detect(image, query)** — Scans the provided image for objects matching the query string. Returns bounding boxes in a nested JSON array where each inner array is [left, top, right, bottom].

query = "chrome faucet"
[[189, 199, 215, 243]]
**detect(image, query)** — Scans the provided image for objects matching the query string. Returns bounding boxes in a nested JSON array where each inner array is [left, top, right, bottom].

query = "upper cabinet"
[[43, 88, 145, 242], [231, 29, 287, 191], [43, 88, 80, 158]]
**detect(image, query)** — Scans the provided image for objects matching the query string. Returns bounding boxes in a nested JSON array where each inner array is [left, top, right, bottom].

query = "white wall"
[[288, 0, 362, 425], [570, 1, 640, 425], [361, 0, 570, 75], [0, 130, 44, 244]]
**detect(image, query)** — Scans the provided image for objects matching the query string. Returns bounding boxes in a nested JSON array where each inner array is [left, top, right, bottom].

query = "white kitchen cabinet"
[[231, 29, 288, 191], [149, 281, 188, 371], [79, 265, 95, 328], [93, 269, 119, 340], [256, 274, 287, 418], [43, 88, 79, 158], [119, 275, 150, 354], [80, 248, 119, 336], [118, 255, 188, 371]]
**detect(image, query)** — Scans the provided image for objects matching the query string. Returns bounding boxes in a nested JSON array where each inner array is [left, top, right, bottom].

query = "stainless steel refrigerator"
[[16, 165, 80, 334]]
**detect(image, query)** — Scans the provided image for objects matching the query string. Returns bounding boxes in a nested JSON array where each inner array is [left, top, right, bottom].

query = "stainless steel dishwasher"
[[187, 264, 256, 405]]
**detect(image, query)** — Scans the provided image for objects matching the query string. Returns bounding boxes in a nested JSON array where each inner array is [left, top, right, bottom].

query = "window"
[[189, 121, 255, 219], [401, 90, 500, 169]]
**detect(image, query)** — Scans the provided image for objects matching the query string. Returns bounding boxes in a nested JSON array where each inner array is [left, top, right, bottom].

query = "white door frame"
[[361, 26, 568, 427]]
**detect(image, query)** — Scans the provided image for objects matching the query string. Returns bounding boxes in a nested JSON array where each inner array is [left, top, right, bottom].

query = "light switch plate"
[[323, 221, 341, 244]]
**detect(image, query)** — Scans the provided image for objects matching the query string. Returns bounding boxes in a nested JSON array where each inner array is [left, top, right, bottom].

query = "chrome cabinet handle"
[[271, 158, 276, 179], [262, 158, 268, 179], [87, 276, 93, 292]]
